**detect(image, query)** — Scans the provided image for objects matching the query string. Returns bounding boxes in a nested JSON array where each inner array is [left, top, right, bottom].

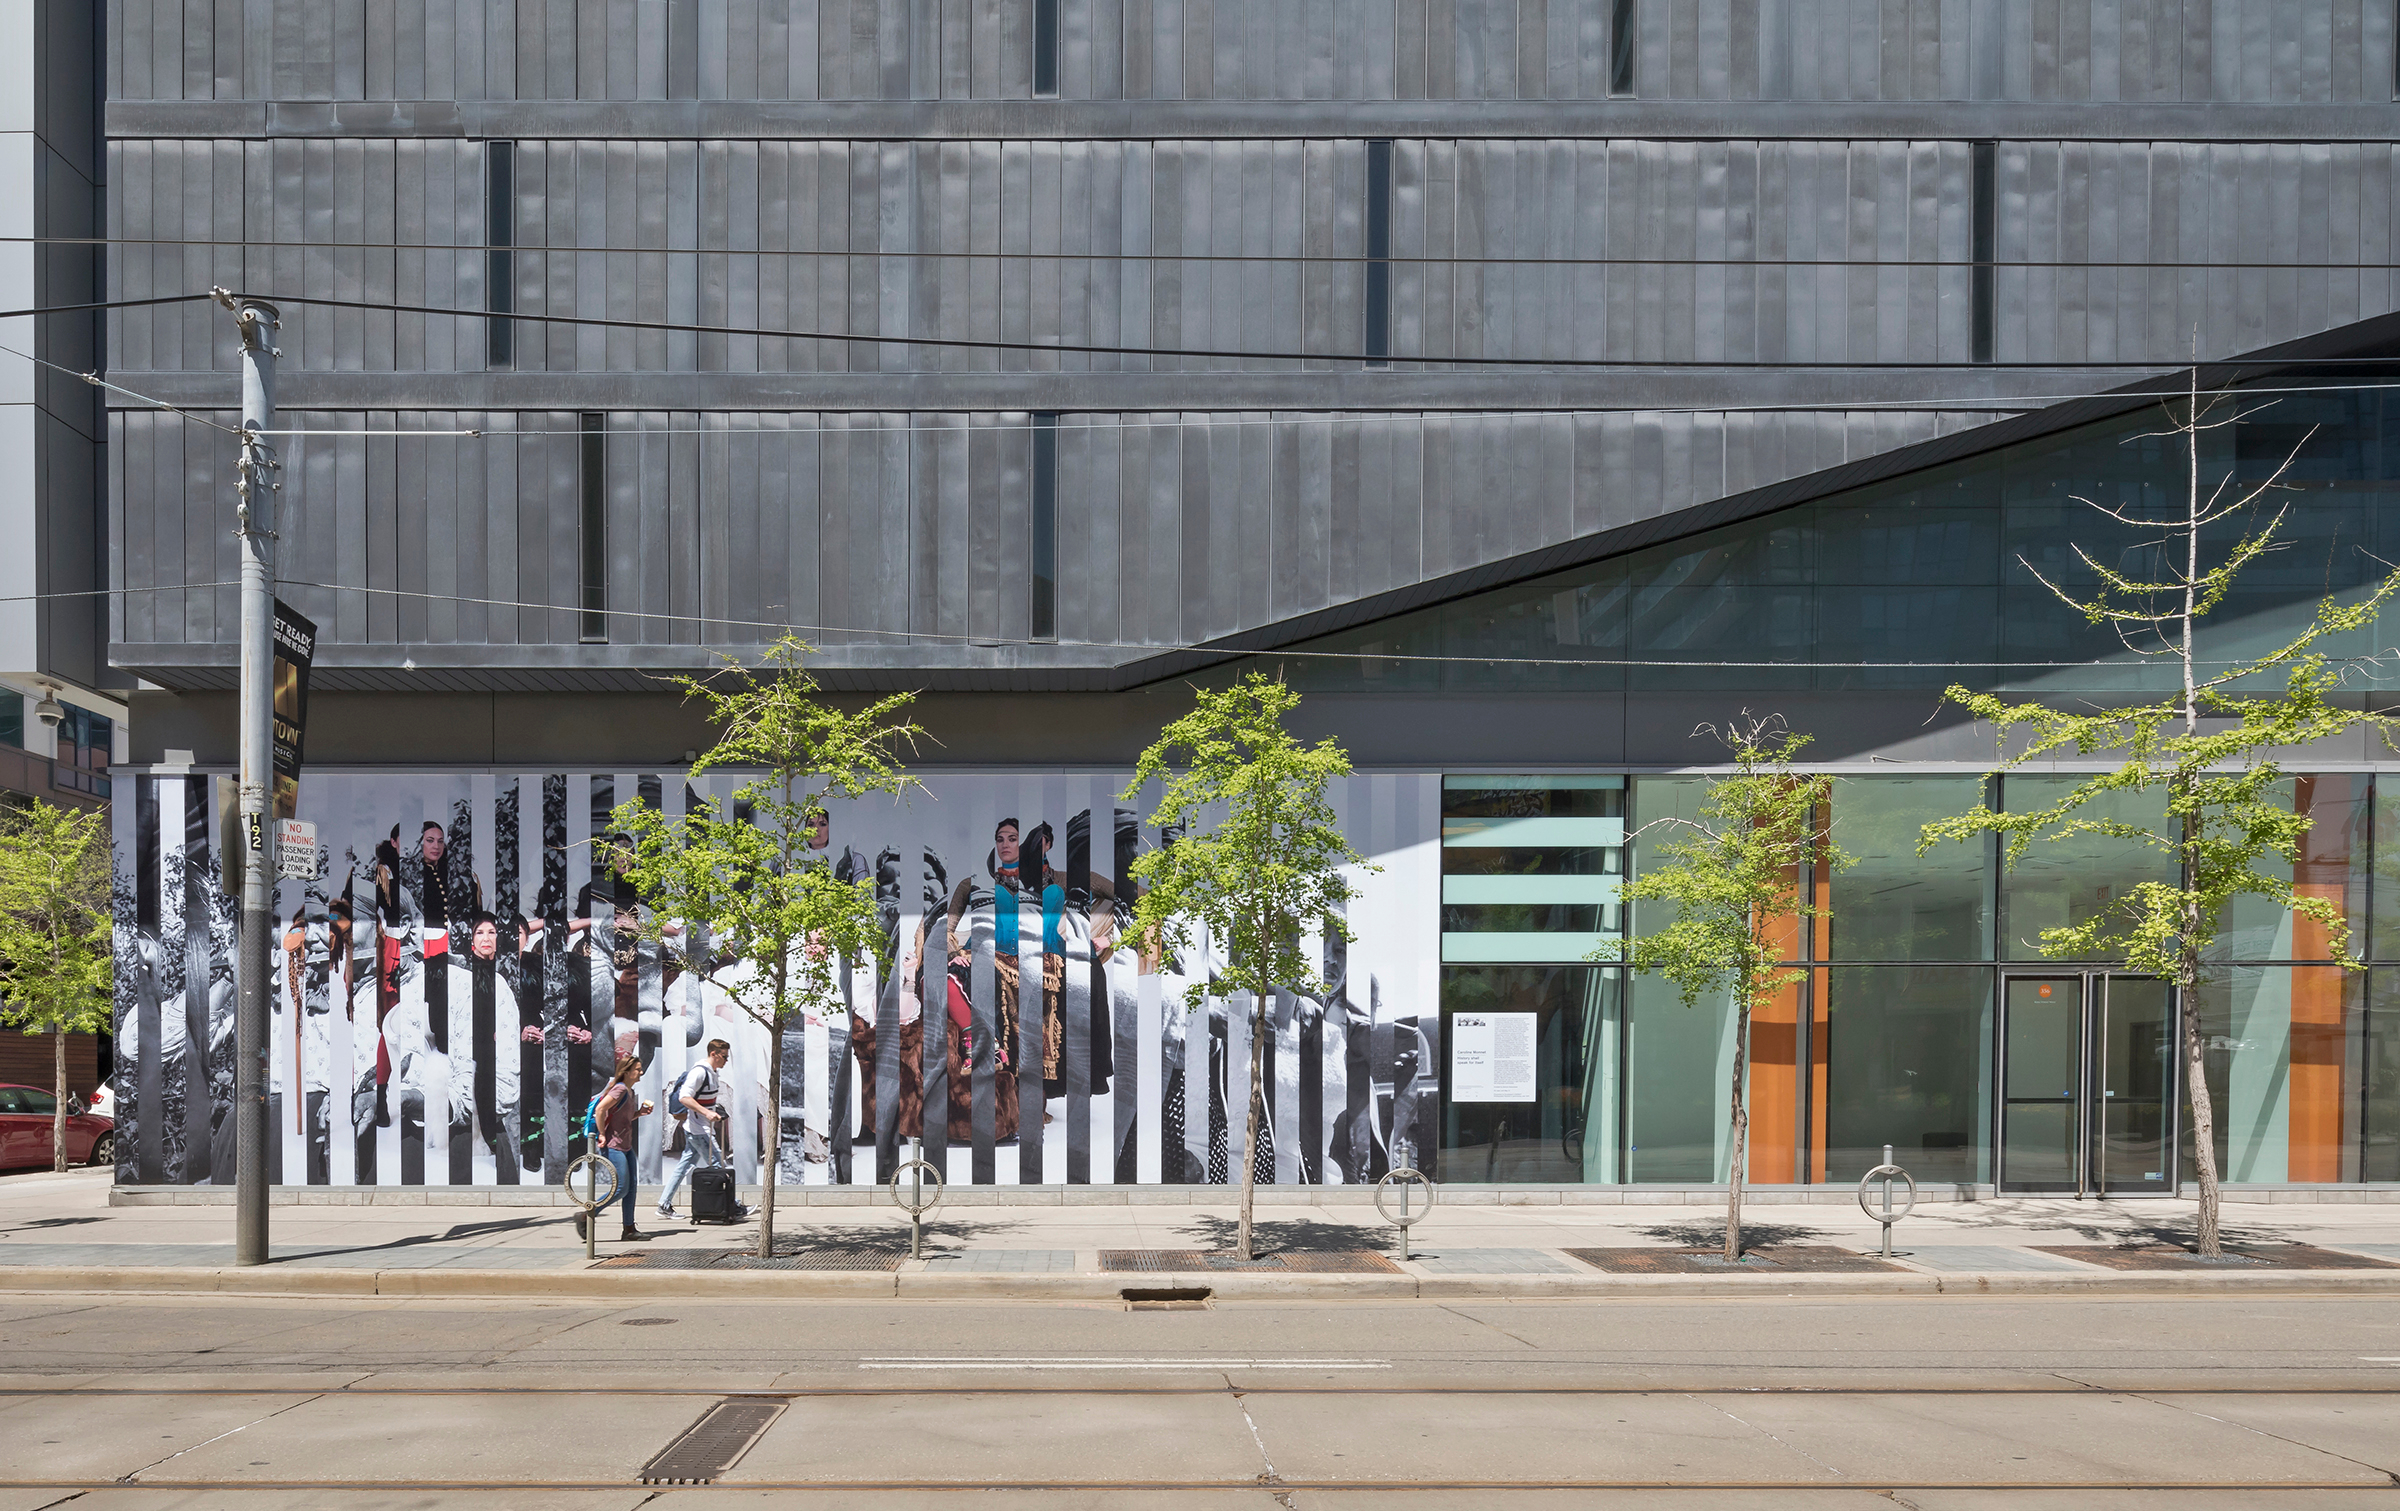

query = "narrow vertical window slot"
[[1365, 141, 1393, 369], [1970, 141, 1997, 364], [1032, 413, 1058, 641], [486, 142, 515, 368], [1034, 0, 1061, 97], [579, 414, 608, 643], [1609, 0, 1638, 95]]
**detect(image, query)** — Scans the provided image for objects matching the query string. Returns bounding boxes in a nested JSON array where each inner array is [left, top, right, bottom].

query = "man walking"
[[657, 1037, 742, 1219]]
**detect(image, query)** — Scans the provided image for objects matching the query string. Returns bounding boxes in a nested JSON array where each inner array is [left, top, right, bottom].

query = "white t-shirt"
[[674, 1063, 722, 1134]]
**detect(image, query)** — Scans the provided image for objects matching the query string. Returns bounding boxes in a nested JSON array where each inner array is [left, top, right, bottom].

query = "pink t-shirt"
[[595, 1082, 639, 1152]]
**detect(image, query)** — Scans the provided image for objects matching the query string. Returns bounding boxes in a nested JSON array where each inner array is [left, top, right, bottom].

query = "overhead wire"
[[234, 290, 2400, 371], [219, 377, 2400, 439], [251, 574, 2400, 676]]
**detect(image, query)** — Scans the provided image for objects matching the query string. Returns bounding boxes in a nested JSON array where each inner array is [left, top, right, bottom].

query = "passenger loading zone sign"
[[275, 818, 317, 880], [1450, 1012, 1538, 1102]]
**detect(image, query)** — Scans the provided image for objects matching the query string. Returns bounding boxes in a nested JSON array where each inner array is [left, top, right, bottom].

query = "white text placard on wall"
[[1451, 1012, 1538, 1102]]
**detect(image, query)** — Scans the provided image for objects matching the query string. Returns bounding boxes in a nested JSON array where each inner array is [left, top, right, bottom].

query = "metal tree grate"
[[2036, 1243, 2395, 1271], [594, 1250, 721, 1269], [720, 1251, 906, 1271], [638, 1397, 787, 1485], [1098, 1249, 1402, 1274], [1563, 1246, 1897, 1275], [594, 1249, 905, 1272]]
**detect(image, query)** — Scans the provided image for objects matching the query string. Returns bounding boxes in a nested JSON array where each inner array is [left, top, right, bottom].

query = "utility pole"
[[219, 288, 280, 1267]]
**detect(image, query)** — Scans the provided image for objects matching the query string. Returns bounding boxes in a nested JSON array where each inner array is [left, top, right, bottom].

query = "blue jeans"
[[659, 1121, 719, 1211], [602, 1148, 635, 1231]]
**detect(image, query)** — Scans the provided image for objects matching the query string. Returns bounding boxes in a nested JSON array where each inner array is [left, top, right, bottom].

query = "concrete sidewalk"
[[7, 1167, 2400, 1297]]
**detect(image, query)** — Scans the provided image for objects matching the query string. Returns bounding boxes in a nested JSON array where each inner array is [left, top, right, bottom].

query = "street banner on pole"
[[272, 599, 315, 821]]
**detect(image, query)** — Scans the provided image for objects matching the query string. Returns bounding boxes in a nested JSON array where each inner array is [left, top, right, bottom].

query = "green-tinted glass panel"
[[2373, 778, 2400, 963], [1441, 777, 1624, 964], [2365, 969, 2400, 1182], [1825, 966, 1992, 1183], [1628, 776, 1708, 942], [1252, 386, 2400, 702], [1829, 777, 1992, 960], [1438, 966, 1621, 1183], [2213, 776, 2367, 962], [1999, 776, 2176, 961], [1625, 970, 1733, 1182], [0, 696, 20, 749], [2188, 965, 2363, 1184]]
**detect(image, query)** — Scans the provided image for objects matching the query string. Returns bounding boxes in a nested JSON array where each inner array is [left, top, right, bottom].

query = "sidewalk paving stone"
[[922, 1249, 1080, 1272]]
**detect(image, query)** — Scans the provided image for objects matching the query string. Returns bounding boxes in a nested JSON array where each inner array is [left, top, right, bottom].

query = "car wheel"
[[86, 1131, 114, 1167]]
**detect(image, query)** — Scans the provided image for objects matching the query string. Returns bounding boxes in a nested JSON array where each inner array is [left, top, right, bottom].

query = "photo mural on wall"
[[110, 770, 1441, 1190]]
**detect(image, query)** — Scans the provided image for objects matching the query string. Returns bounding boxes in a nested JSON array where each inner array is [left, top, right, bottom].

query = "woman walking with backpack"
[[581, 1055, 653, 1243]]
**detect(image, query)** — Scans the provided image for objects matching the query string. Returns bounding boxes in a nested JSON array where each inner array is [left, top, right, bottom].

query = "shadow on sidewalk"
[[1915, 1201, 2309, 1247], [268, 1212, 582, 1264], [1637, 1220, 1832, 1250], [1170, 1213, 1386, 1255], [760, 1217, 1029, 1256]]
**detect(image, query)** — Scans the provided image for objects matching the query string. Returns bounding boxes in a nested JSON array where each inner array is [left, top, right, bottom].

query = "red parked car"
[[0, 1083, 113, 1170]]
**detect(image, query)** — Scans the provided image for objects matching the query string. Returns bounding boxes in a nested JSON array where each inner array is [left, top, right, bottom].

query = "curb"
[[4, 1265, 2399, 1301]]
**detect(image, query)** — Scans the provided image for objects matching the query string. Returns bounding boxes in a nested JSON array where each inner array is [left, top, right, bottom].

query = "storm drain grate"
[[2035, 1243, 2397, 1272], [1098, 1249, 1402, 1274], [638, 1397, 786, 1485]]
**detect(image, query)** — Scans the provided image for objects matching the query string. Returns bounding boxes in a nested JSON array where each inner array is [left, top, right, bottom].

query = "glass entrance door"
[[1999, 975, 2176, 1196], [2094, 978, 2172, 1195]]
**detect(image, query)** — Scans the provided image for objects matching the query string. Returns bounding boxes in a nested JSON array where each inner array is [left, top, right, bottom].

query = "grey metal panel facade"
[[106, 0, 2400, 102], [101, 3, 2400, 694], [103, 134, 2400, 373], [112, 404, 1989, 677]]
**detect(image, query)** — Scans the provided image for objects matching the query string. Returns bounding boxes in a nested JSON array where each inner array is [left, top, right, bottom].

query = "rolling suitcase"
[[690, 1137, 740, 1224]]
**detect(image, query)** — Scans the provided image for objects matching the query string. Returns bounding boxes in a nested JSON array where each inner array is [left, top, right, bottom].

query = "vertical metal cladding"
[[108, 769, 1444, 1189], [103, 0, 2400, 103], [103, 138, 2400, 372], [108, 406, 1992, 661]]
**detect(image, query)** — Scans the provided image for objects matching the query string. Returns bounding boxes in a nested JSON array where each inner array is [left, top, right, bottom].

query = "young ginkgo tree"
[[613, 637, 921, 1259]]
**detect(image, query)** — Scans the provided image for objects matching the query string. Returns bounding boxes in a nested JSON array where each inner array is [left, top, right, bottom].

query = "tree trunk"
[[1725, 986, 1751, 1262], [2180, 957, 2222, 1257], [52, 1024, 68, 1174], [1238, 987, 1264, 1262], [759, 964, 786, 1260]]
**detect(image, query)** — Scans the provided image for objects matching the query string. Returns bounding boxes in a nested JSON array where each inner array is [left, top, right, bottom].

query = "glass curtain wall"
[[1433, 768, 2400, 1186], [1438, 779, 1627, 1182]]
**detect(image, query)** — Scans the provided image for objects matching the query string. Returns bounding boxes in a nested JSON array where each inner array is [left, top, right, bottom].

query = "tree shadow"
[[1637, 1219, 1832, 1250], [1915, 1200, 2305, 1247], [269, 1212, 577, 1263], [762, 1217, 1029, 1257], [0, 1215, 111, 1236], [1171, 1213, 1384, 1254]]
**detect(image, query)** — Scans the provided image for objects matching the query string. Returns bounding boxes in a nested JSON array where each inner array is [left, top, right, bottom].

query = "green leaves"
[[1595, 717, 1848, 1021], [1921, 590, 2400, 984], [1122, 672, 1376, 1009], [610, 636, 922, 1034], [0, 801, 113, 1039]]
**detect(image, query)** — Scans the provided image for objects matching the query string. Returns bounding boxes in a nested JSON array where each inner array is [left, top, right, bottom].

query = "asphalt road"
[[4, 1291, 2399, 1508]]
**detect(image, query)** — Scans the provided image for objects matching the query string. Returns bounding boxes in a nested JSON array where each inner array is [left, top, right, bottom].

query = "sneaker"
[[654, 1204, 674, 1218]]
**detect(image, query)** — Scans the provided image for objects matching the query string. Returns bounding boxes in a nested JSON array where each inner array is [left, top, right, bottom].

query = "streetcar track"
[[0, 1382, 2395, 1396], [2, 1478, 2395, 1493]]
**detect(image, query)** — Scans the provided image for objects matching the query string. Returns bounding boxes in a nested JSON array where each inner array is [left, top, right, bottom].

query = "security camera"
[[32, 688, 63, 729]]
